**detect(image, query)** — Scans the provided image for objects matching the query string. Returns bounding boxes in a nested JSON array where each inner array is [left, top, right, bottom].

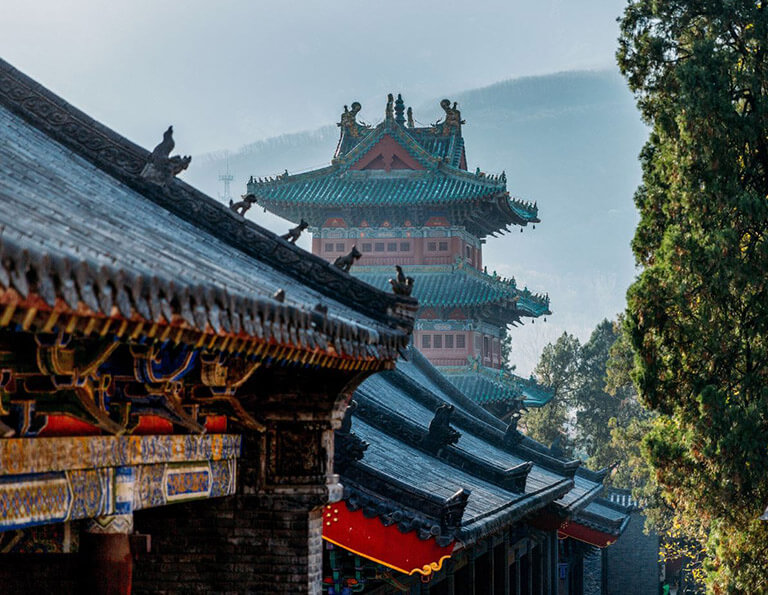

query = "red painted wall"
[[313, 236, 481, 269]]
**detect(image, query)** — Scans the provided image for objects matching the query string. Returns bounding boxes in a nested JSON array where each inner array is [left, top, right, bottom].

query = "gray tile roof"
[[0, 58, 416, 359], [342, 349, 609, 544]]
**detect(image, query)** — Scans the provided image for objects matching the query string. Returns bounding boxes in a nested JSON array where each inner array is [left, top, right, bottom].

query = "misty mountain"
[[184, 69, 648, 374]]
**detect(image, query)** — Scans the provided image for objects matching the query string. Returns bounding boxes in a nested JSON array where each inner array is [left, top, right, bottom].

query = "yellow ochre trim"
[[321, 535, 453, 577]]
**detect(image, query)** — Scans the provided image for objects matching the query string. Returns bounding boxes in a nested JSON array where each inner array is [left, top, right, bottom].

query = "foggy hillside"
[[184, 69, 647, 375]]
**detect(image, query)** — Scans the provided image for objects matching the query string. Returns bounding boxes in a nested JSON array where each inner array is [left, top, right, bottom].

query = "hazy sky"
[[4, 0, 626, 154], [3, 1, 635, 374]]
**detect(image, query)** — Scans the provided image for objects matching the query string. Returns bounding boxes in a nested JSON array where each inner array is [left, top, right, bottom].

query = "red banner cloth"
[[322, 501, 455, 576]]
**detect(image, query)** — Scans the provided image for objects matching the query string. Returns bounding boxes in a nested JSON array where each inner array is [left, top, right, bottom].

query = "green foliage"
[[573, 320, 629, 467], [619, 0, 768, 589], [523, 332, 579, 453], [500, 325, 514, 373]]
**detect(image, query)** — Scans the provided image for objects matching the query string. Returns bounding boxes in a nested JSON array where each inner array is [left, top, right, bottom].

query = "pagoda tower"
[[247, 94, 552, 414]]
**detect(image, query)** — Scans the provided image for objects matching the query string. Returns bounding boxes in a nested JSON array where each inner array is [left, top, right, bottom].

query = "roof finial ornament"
[[425, 404, 461, 453], [141, 126, 192, 186], [280, 219, 309, 243], [339, 399, 358, 434], [385, 93, 395, 121], [406, 106, 415, 128], [389, 265, 414, 296], [338, 102, 364, 138], [335, 400, 368, 470], [394, 94, 406, 125], [438, 99, 465, 134], [333, 245, 362, 272], [503, 410, 525, 447], [230, 193, 256, 215]]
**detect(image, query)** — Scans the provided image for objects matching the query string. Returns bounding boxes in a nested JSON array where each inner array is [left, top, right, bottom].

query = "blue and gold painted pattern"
[[0, 434, 241, 476], [0, 459, 238, 533], [0, 435, 240, 533]]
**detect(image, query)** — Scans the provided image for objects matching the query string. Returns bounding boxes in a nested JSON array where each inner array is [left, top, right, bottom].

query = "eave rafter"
[[0, 285, 402, 439]]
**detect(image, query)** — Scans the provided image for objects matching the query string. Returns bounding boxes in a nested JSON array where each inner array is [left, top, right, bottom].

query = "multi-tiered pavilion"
[[248, 94, 552, 413]]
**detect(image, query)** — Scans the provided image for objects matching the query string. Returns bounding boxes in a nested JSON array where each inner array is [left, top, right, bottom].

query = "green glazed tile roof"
[[439, 363, 554, 408], [406, 128, 466, 168], [249, 168, 512, 209], [247, 116, 538, 236], [354, 263, 551, 320], [336, 113, 467, 168]]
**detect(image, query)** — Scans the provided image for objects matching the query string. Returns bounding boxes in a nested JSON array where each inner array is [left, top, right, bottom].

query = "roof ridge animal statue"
[[389, 265, 414, 296], [140, 126, 192, 186], [229, 193, 256, 215], [334, 246, 362, 272], [280, 219, 308, 243]]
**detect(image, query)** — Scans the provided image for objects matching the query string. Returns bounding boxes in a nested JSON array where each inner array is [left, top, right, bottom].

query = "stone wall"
[[582, 546, 602, 595], [604, 512, 660, 595], [132, 495, 324, 594]]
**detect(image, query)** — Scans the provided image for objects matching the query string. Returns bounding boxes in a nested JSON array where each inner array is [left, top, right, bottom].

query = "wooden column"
[[513, 546, 521, 595], [504, 535, 512, 595], [465, 556, 477, 595], [551, 532, 559, 595], [445, 566, 456, 595], [487, 548, 496, 595], [545, 532, 553, 595], [80, 514, 134, 595]]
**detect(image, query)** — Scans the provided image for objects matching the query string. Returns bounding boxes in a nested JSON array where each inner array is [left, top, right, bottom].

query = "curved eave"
[[558, 520, 623, 548], [439, 369, 554, 408], [461, 194, 537, 238], [0, 59, 415, 342], [458, 476, 573, 545], [354, 269, 551, 323], [250, 188, 513, 228]]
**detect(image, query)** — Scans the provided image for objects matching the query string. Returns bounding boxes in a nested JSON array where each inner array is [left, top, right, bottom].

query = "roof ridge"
[[0, 58, 416, 331], [336, 119, 441, 171], [248, 163, 339, 187]]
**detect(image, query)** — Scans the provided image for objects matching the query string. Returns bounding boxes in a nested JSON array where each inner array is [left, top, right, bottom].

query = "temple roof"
[[334, 348, 616, 552], [334, 95, 468, 168], [0, 58, 415, 362], [439, 362, 554, 407], [354, 263, 551, 324], [561, 493, 633, 547], [247, 97, 539, 237]]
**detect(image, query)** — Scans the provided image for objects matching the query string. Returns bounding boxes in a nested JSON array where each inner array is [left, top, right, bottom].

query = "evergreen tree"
[[618, 1, 768, 589], [572, 320, 622, 465], [523, 332, 580, 452]]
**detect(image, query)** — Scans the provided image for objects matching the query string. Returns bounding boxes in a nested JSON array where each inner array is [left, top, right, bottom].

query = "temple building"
[[0, 58, 416, 593], [247, 93, 552, 416], [247, 95, 632, 593], [0, 60, 630, 594]]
